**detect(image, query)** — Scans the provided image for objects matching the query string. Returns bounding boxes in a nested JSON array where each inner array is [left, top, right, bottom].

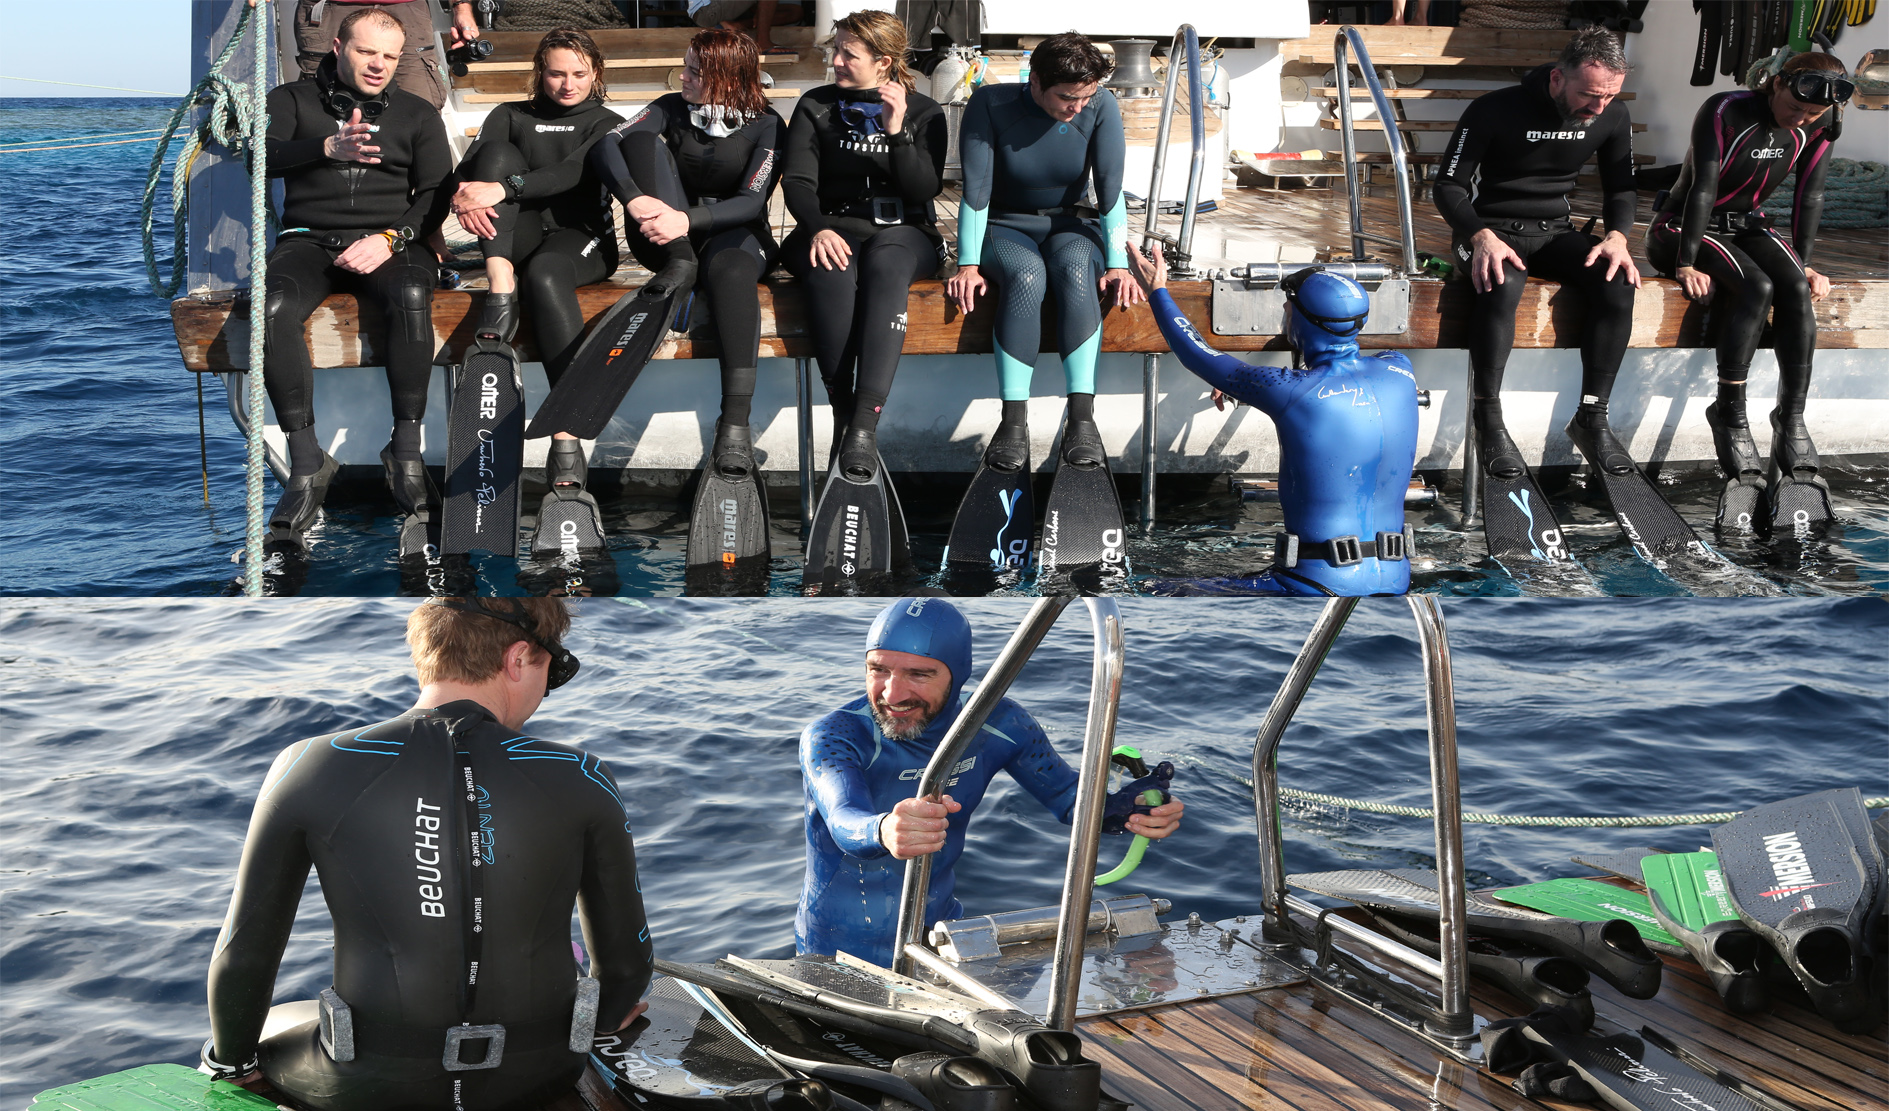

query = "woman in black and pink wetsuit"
[[1646, 53, 1848, 529]]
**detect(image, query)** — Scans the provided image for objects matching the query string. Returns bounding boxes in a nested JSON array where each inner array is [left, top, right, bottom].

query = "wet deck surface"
[[1075, 948, 1887, 1111]]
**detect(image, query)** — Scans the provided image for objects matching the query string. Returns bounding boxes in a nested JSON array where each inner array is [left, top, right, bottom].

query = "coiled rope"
[[1762, 157, 1889, 229], [139, 0, 272, 594]]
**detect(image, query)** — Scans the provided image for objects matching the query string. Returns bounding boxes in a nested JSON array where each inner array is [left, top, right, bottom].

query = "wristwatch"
[[505, 172, 527, 199], [380, 225, 415, 251]]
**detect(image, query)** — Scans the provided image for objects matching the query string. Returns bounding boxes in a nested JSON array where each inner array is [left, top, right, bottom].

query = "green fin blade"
[[1640, 851, 1742, 933], [33, 1064, 280, 1110], [1491, 877, 1685, 950]]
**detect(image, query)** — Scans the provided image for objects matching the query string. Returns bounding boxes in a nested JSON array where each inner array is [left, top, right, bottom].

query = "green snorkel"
[[1095, 746, 1174, 886]]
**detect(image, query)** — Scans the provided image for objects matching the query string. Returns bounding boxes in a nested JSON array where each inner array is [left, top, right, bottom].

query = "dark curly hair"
[[689, 27, 767, 118], [1030, 32, 1112, 90]]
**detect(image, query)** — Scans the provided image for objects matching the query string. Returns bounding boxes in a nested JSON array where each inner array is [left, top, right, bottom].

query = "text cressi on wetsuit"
[[208, 701, 653, 1111], [780, 83, 949, 473], [1646, 88, 1834, 500], [797, 649, 1078, 967], [263, 57, 451, 509], [956, 81, 1128, 457], [1148, 282, 1419, 596], [1434, 63, 1637, 473]]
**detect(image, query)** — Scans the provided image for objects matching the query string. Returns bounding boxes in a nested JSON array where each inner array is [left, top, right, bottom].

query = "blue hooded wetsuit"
[[1147, 280, 1420, 596], [796, 599, 1080, 967], [956, 82, 1129, 402]]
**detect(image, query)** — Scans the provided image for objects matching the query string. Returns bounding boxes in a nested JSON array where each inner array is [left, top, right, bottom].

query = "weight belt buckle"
[[443, 1023, 506, 1071], [1374, 529, 1407, 562], [1326, 536, 1363, 566]]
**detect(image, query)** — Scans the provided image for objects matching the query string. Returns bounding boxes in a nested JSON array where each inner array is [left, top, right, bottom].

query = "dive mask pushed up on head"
[[427, 597, 580, 691]]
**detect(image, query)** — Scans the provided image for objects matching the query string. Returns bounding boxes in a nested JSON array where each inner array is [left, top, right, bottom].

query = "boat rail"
[[890, 597, 1127, 1032], [1249, 597, 1476, 1045], [1332, 27, 1419, 273]]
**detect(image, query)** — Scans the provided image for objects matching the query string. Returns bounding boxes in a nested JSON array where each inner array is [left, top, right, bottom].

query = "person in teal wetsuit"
[[795, 598, 1184, 967], [1129, 245, 1420, 596], [945, 33, 1143, 473]]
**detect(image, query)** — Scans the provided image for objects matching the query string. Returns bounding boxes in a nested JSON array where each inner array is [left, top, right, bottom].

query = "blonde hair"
[[407, 598, 572, 686], [529, 27, 610, 104], [832, 10, 915, 91]]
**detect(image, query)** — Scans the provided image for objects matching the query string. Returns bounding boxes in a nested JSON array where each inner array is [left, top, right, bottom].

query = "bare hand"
[[881, 795, 961, 859], [879, 81, 908, 135], [809, 228, 853, 270], [1125, 796, 1185, 839], [640, 208, 690, 246], [1211, 389, 1230, 412], [455, 181, 507, 239], [1468, 228, 1524, 294], [1582, 231, 1642, 288], [611, 1001, 649, 1032], [324, 109, 381, 164], [946, 264, 988, 314], [1805, 266, 1830, 302], [627, 196, 674, 223], [335, 233, 394, 274], [450, 4, 481, 46], [1674, 265, 1713, 303], [1100, 267, 1143, 310], [1125, 241, 1168, 297]]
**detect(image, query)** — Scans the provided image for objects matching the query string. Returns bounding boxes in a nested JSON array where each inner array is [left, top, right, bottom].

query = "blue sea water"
[[3, 596, 1885, 1103], [3, 98, 1888, 598]]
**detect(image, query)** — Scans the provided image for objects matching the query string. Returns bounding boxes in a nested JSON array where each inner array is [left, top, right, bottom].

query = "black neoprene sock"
[[1775, 362, 1811, 419], [1001, 399, 1028, 427], [1472, 396, 1507, 432], [288, 426, 323, 477], [391, 419, 424, 461], [719, 366, 756, 427], [1715, 369, 1749, 426], [851, 390, 886, 435], [1065, 392, 1096, 424]]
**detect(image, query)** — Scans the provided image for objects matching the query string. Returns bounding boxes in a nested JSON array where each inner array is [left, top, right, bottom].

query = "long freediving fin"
[[804, 429, 900, 595], [1640, 850, 1769, 1012], [1290, 868, 1663, 998], [588, 978, 835, 1109], [1712, 786, 1882, 1027], [1480, 470, 1601, 594], [525, 278, 687, 441], [1484, 1011, 1801, 1111], [1565, 420, 1743, 590], [1366, 908, 1596, 1030], [1489, 877, 1687, 954], [944, 420, 1033, 579], [1036, 416, 1126, 581], [442, 337, 525, 557], [686, 422, 771, 594]]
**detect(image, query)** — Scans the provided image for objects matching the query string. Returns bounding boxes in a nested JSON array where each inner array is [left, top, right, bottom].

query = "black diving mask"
[[1786, 71, 1855, 106], [316, 54, 390, 121], [427, 597, 581, 692]]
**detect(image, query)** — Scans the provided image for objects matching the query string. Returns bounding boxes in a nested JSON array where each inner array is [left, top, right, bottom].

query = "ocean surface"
[[3, 98, 1889, 598], [3, 596, 1885, 1102]]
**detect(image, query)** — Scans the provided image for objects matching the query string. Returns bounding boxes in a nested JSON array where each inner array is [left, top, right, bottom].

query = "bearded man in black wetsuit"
[[1435, 27, 1643, 482], [203, 598, 653, 1111], [263, 7, 453, 548]]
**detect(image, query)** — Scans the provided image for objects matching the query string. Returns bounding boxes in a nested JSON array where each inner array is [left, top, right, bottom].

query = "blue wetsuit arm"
[[955, 87, 995, 266], [579, 760, 654, 1029], [802, 719, 891, 859], [1150, 287, 1270, 404], [993, 708, 1081, 824], [1091, 92, 1129, 270], [206, 742, 316, 1066]]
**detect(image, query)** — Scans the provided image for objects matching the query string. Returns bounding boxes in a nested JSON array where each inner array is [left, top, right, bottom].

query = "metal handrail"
[[1141, 25, 1207, 277], [1333, 27, 1419, 274], [1248, 597, 1474, 1042], [892, 597, 1073, 975], [1047, 599, 1125, 1030]]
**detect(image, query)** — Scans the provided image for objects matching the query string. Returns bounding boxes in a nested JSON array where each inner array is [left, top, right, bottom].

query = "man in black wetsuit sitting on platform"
[[203, 598, 653, 1111], [263, 7, 452, 549], [1435, 26, 1642, 484]]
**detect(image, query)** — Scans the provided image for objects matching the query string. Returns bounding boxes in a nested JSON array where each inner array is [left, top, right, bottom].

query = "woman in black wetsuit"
[[779, 10, 947, 477], [591, 29, 782, 483], [1647, 52, 1846, 530], [442, 28, 622, 526]]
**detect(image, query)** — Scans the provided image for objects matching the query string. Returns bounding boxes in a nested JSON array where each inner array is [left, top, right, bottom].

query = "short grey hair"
[[1556, 27, 1629, 76]]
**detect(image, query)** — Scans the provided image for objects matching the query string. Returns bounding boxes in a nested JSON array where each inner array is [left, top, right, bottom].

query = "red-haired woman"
[[1646, 52, 1848, 532], [441, 28, 623, 550], [592, 29, 783, 483]]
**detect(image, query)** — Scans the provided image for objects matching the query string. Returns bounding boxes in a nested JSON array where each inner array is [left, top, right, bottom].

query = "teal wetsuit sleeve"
[[993, 703, 1081, 824], [802, 718, 890, 859], [955, 88, 995, 266], [207, 742, 316, 1066], [1091, 91, 1129, 270], [578, 759, 654, 1029]]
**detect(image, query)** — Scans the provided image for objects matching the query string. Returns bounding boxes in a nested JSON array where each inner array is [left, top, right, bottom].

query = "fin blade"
[[526, 287, 678, 440], [442, 340, 525, 557]]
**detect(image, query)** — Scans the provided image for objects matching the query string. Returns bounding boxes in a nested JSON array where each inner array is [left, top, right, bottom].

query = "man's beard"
[[1552, 89, 1598, 125], [872, 699, 939, 741]]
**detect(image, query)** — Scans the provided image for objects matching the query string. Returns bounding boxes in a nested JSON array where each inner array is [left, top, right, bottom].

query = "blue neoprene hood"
[[1285, 270, 1369, 361], [866, 598, 974, 705]]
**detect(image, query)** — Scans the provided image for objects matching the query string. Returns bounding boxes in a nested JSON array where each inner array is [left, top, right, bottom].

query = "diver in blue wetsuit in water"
[[796, 598, 1184, 967], [1129, 245, 1420, 596], [945, 33, 1142, 471]]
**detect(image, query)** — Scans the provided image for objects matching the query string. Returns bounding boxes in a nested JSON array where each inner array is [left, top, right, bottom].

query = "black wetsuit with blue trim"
[[796, 692, 1079, 968], [1646, 89, 1834, 427], [208, 700, 653, 1111], [956, 82, 1129, 404]]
